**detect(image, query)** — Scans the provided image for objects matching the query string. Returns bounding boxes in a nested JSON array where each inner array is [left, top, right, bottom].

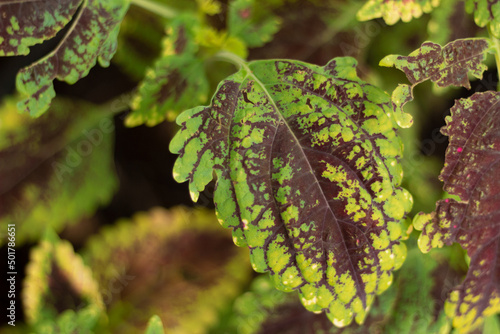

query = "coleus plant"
[[0, 0, 499, 333]]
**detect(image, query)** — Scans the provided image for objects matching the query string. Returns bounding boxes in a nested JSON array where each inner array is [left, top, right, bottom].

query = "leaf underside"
[[357, 0, 440, 25], [415, 91, 500, 332], [0, 0, 130, 116], [170, 56, 412, 326]]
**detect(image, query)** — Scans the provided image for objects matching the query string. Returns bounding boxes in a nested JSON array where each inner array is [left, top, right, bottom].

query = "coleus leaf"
[[0, 97, 118, 245], [144, 315, 165, 334], [0, 0, 130, 116], [225, 249, 453, 334], [380, 38, 490, 127], [228, 0, 282, 48], [356, 0, 440, 25], [413, 91, 500, 333], [127, 16, 209, 126], [22, 230, 104, 327], [82, 207, 252, 333], [170, 56, 413, 326], [465, 0, 500, 37]]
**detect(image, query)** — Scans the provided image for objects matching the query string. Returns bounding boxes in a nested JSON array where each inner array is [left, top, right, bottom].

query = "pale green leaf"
[[357, 0, 440, 25]]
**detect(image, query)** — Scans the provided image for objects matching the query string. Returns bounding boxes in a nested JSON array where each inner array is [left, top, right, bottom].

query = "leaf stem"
[[212, 50, 250, 72], [130, 0, 176, 19], [487, 24, 500, 91]]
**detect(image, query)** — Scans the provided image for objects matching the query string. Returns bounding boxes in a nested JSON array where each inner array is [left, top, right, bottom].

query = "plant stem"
[[212, 50, 252, 75], [488, 24, 500, 91], [130, 0, 176, 19]]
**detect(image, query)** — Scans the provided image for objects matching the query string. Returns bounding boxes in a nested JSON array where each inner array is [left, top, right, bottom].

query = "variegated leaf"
[[414, 91, 500, 333], [357, 0, 440, 25], [170, 56, 412, 326], [0, 0, 130, 116], [127, 16, 209, 126], [465, 0, 500, 37]]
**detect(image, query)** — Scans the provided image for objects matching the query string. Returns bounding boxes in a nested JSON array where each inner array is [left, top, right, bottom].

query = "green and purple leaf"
[[357, 0, 440, 25], [170, 56, 413, 326], [380, 38, 490, 128], [22, 230, 104, 328], [82, 207, 252, 333], [127, 17, 209, 126], [0, 98, 118, 245], [0, 0, 130, 116], [225, 248, 454, 334], [413, 91, 500, 332]]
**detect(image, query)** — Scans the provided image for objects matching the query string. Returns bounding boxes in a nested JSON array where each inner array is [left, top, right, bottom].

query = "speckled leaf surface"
[[127, 17, 209, 126], [380, 39, 490, 89], [357, 0, 440, 25], [0, 0, 130, 116], [82, 207, 252, 333], [0, 0, 80, 56], [223, 249, 453, 334], [0, 98, 117, 245], [22, 230, 103, 329], [380, 39, 490, 128], [414, 91, 500, 333], [170, 57, 412, 326], [465, 0, 500, 37]]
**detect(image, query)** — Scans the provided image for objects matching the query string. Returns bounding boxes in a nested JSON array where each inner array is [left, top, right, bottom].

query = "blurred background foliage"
[[0, 0, 499, 333]]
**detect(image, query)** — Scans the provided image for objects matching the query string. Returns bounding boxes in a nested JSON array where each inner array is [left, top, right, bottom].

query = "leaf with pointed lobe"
[[413, 91, 500, 333], [0, 0, 130, 116], [170, 56, 413, 327]]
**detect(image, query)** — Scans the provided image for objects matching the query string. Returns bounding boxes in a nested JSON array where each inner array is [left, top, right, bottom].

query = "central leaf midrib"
[[244, 67, 366, 302]]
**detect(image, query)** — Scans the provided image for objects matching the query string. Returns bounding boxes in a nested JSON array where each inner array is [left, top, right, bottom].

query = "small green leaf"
[[0, 0, 130, 116], [391, 84, 414, 128], [414, 91, 500, 333], [170, 56, 413, 326], [127, 16, 209, 126], [144, 315, 165, 334], [357, 0, 440, 25], [0, 97, 118, 245], [228, 0, 282, 48]]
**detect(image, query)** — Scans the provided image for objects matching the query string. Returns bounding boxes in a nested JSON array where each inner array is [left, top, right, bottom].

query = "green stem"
[[488, 24, 500, 91], [212, 50, 249, 72], [130, 0, 176, 19]]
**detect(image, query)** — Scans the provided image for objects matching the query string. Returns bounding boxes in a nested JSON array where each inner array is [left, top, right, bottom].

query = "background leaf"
[[357, 0, 440, 25], [127, 16, 209, 126], [0, 0, 130, 116], [22, 230, 104, 329], [82, 206, 252, 333], [0, 97, 118, 245], [465, 0, 500, 37], [228, 0, 282, 48], [414, 91, 500, 333], [170, 56, 412, 326]]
